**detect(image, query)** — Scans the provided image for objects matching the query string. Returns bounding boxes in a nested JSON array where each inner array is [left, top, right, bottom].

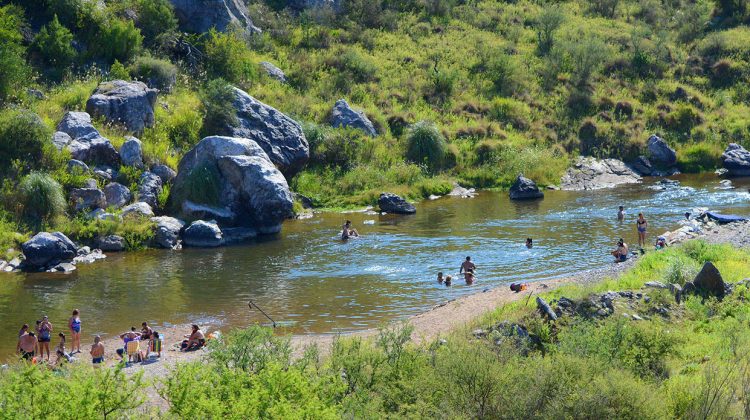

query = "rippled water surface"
[[1, 174, 749, 358]]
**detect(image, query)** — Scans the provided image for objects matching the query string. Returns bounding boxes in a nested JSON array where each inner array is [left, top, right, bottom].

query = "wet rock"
[[180, 201, 236, 226], [183, 220, 223, 247], [629, 156, 654, 176], [331, 99, 377, 137], [103, 182, 132, 209], [509, 175, 544, 200], [48, 262, 76, 273], [73, 248, 106, 264], [222, 227, 258, 243], [168, 0, 260, 33], [721, 143, 750, 177], [96, 235, 125, 252], [561, 157, 641, 190], [448, 183, 476, 198], [150, 216, 185, 249], [647, 135, 677, 166], [644, 281, 668, 289], [137, 171, 163, 209], [85, 80, 157, 133], [378, 193, 416, 214], [260, 61, 287, 83], [69, 188, 106, 212], [120, 136, 144, 168], [692, 261, 726, 298], [21, 232, 77, 268], [536, 296, 558, 321], [151, 164, 176, 184], [121, 202, 154, 218]]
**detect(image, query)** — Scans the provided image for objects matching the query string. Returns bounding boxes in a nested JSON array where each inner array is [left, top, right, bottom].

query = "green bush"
[[91, 18, 143, 64], [405, 121, 447, 173], [0, 110, 51, 175], [203, 29, 257, 85], [425, 67, 456, 105], [484, 53, 525, 96], [306, 124, 374, 169], [200, 79, 238, 138], [18, 172, 66, 229], [32, 15, 76, 80], [0, 5, 32, 101], [488, 97, 531, 130], [135, 0, 178, 45], [108, 59, 130, 80], [171, 162, 222, 208], [677, 143, 722, 172], [325, 47, 377, 83], [130, 56, 177, 91]]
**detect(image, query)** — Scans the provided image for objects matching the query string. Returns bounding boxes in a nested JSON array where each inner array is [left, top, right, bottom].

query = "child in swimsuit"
[[69, 309, 81, 354], [56, 333, 71, 363], [444, 275, 452, 286], [437, 272, 444, 283]]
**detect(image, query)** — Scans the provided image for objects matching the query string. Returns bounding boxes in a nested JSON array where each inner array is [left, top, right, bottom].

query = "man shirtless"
[[460, 256, 476, 283], [182, 324, 206, 351], [18, 332, 38, 361], [90, 336, 105, 365], [341, 220, 359, 240]]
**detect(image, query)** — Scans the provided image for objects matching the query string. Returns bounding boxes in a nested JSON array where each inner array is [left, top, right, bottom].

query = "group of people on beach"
[[16, 311, 82, 364], [611, 206, 672, 262]]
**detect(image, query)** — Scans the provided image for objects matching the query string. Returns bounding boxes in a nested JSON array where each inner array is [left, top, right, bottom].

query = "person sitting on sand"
[[655, 236, 667, 250], [141, 322, 153, 340], [90, 336, 104, 366], [341, 220, 360, 240], [18, 332, 37, 361], [460, 257, 476, 283], [526, 238, 533, 249], [56, 333, 72, 364], [116, 327, 140, 359], [437, 272, 444, 283], [444, 275, 452, 286], [611, 239, 629, 262], [181, 324, 206, 351]]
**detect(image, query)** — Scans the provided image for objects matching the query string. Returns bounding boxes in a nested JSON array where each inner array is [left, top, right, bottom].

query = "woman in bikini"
[[636, 213, 648, 249], [37, 316, 53, 361], [69, 309, 81, 354]]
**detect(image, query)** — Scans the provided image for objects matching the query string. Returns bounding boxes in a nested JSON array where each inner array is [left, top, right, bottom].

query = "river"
[[1, 174, 749, 358]]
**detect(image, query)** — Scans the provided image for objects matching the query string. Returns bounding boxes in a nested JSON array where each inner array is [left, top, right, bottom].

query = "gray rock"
[[222, 227, 258, 243], [331, 99, 377, 137], [56, 112, 99, 140], [85, 80, 157, 134], [721, 143, 750, 177], [629, 156, 654, 176], [150, 216, 185, 249], [260, 61, 287, 83], [82, 178, 98, 189], [647, 135, 677, 166], [121, 202, 154, 218], [53, 131, 73, 150], [27, 88, 45, 100], [87, 208, 121, 222], [448, 183, 476, 198], [644, 281, 668, 289], [103, 182, 132, 209], [509, 175, 544, 200], [21, 232, 77, 268], [96, 235, 125, 252], [536, 296, 558, 321], [93, 167, 114, 181], [87, 137, 121, 167], [151, 164, 176, 184], [73, 248, 106, 264], [168, 0, 260, 34], [56, 113, 122, 166], [48, 262, 76, 273], [378, 193, 416, 214], [692, 261, 726, 298], [120, 136, 144, 168], [183, 220, 223, 247], [224, 87, 309, 178], [172, 136, 295, 232], [137, 171, 163, 209], [561, 157, 642, 191], [69, 188, 106, 211]]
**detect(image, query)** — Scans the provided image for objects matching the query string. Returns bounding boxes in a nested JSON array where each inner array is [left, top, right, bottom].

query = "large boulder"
[[378, 193, 416, 214], [121, 202, 154, 218], [138, 171, 163, 209], [218, 87, 309, 178], [721, 143, 750, 177], [151, 164, 176, 184], [55, 112, 121, 166], [67, 159, 90, 174], [509, 175, 544, 200], [103, 182, 132, 209], [21, 232, 77, 268], [183, 220, 223, 247], [151, 216, 185, 249], [85, 80, 157, 134], [168, 0, 260, 33], [56, 112, 99, 140], [120, 136, 144, 168], [69, 188, 106, 212], [331, 99, 377, 137], [96, 235, 125, 252], [692, 261, 726, 298], [260, 61, 287, 83], [172, 136, 294, 233], [647, 135, 677, 166], [561, 157, 642, 191]]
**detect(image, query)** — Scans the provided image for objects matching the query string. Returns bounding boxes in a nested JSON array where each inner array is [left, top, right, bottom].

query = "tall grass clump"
[[0, 110, 51, 175], [129, 56, 177, 91], [170, 162, 222, 208], [200, 78, 238, 138], [18, 172, 66, 229], [406, 121, 447, 173]]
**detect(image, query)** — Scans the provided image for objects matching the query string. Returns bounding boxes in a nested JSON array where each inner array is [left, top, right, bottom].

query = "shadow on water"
[[1, 174, 749, 357]]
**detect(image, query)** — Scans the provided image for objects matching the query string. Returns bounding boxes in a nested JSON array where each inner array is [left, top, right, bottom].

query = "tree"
[[0, 5, 32, 101], [136, 0, 178, 45], [33, 15, 76, 80], [537, 7, 565, 55]]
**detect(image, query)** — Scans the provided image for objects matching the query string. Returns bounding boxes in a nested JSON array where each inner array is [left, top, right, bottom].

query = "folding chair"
[[148, 339, 162, 359], [126, 340, 141, 363]]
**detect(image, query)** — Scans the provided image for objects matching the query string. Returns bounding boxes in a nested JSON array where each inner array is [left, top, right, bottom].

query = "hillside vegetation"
[[0, 0, 749, 249]]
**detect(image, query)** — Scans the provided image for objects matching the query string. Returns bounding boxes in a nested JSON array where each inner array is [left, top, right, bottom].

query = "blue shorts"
[[619, 254, 628, 262], [92, 357, 104, 364]]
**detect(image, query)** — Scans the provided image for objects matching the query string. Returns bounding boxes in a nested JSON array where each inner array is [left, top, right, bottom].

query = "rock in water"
[[183, 220, 223, 247], [561, 157, 642, 190], [85, 80, 157, 134], [169, 0, 260, 33], [509, 175, 544, 200], [69, 188, 106, 211], [151, 216, 185, 249], [103, 182, 132, 209], [138, 171, 163, 209], [21, 232, 78, 268], [171, 136, 294, 233], [721, 143, 750, 176], [120, 136, 144, 168], [647, 135, 677, 166], [219, 87, 309, 178], [378, 193, 416, 214], [331, 99, 377, 137], [260, 61, 287, 83], [629, 155, 654, 176], [692, 261, 726, 298], [96, 235, 125, 252]]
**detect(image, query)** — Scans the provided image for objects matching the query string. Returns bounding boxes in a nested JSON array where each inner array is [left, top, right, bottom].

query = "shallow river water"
[[1, 174, 749, 358]]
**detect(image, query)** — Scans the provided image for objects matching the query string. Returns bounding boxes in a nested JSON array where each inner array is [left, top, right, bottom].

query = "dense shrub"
[[32, 15, 76, 80], [135, 0, 178, 45], [406, 121, 447, 172], [18, 172, 66, 228], [130, 56, 177, 91], [171, 162, 222, 208], [91, 18, 143, 64], [0, 110, 51, 174], [488, 97, 531, 130], [203, 29, 257, 85], [108, 59, 130, 80], [425, 66, 457, 105], [200, 79, 238, 138], [306, 124, 375, 169], [484, 53, 525, 96], [0, 5, 31, 101], [536, 7, 564, 54], [678, 143, 722, 172], [325, 47, 378, 84]]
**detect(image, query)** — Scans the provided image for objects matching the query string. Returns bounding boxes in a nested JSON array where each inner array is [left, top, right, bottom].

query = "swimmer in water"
[[618, 206, 625, 221], [525, 238, 533, 249], [444, 275, 452, 286], [437, 272, 444, 283], [465, 269, 476, 284], [460, 256, 476, 284], [341, 220, 359, 240]]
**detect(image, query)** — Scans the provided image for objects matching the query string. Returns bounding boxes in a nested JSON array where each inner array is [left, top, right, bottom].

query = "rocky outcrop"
[[561, 157, 641, 191], [509, 175, 544, 200], [378, 193, 416, 214], [56, 111, 99, 140], [260, 61, 287, 83], [137, 171, 163, 209], [104, 182, 132, 209], [55, 112, 121, 167], [70, 188, 106, 211], [151, 216, 185, 249], [220, 87, 309, 178], [67, 159, 90, 174], [691, 261, 726, 298], [121, 202, 154, 218], [96, 235, 125, 252], [647, 135, 677, 166], [721, 143, 750, 176], [151, 164, 176, 184], [85, 80, 157, 133], [120, 136, 144, 168], [331, 99, 377, 137], [21, 232, 77, 268], [183, 220, 223, 247], [172, 136, 294, 233], [168, 0, 260, 33]]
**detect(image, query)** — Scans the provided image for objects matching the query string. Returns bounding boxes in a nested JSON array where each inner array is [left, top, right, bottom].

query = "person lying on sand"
[[181, 324, 205, 351], [341, 220, 360, 240], [611, 239, 629, 262]]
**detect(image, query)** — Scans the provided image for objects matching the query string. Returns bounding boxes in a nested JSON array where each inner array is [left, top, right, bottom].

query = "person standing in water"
[[460, 257, 476, 283], [69, 309, 81, 354], [341, 220, 359, 240], [636, 212, 648, 249], [618, 206, 625, 221], [525, 238, 533, 249]]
